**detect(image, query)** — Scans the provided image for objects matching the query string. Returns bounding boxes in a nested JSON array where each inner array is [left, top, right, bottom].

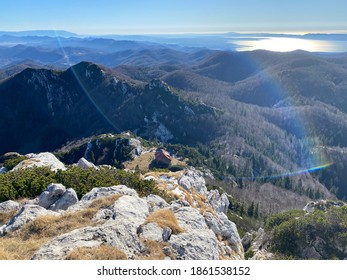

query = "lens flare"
[[241, 162, 333, 181]]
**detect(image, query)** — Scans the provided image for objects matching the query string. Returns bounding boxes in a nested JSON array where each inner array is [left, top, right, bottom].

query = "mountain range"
[[1, 32, 347, 216]]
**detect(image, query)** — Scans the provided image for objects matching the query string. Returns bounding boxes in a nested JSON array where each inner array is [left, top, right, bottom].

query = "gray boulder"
[[93, 208, 115, 221], [139, 223, 163, 242], [169, 229, 220, 260], [2, 204, 59, 234], [113, 195, 149, 223], [250, 228, 267, 252], [0, 200, 20, 213], [38, 183, 66, 209], [174, 207, 208, 231], [77, 157, 98, 170], [12, 152, 66, 172], [245, 227, 273, 260], [49, 188, 78, 211], [304, 200, 346, 213], [81, 185, 138, 201], [32, 226, 113, 260], [128, 138, 143, 158], [146, 194, 169, 212], [90, 194, 148, 224], [67, 185, 138, 212], [206, 190, 230, 213], [33, 195, 149, 260], [204, 212, 243, 258], [250, 250, 274, 260], [32, 218, 145, 260], [178, 168, 207, 194]]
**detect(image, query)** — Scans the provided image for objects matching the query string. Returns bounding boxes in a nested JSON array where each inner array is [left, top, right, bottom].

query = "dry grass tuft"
[[0, 237, 49, 260], [124, 152, 155, 171], [145, 209, 184, 234], [15, 209, 97, 240], [0, 194, 124, 260], [88, 194, 122, 210], [65, 245, 127, 260], [191, 188, 214, 213], [0, 210, 17, 226], [125, 152, 186, 171], [15, 194, 122, 241], [137, 240, 168, 260]]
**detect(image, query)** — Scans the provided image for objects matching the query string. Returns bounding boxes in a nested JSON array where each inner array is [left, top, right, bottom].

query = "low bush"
[[265, 209, 305, 230], [267, 205, 347, 259], [2, 155, 27, 170], [0, 166, 166, 202]]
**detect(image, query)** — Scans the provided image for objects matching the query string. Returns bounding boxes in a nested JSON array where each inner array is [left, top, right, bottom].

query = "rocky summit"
[[0, 161, 243, 260]]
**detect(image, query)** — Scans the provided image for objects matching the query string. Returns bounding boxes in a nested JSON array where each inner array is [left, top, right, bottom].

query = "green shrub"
[[267, 205, 347, 259], [0, 166, 168, 202], [0, 167, 55, 201], [2, 155, 27, 170], [265, 209, 305, 230], [271, 219, 304, 256]]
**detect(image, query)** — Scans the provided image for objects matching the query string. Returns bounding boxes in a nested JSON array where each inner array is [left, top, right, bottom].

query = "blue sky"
[[1, 0, 346, 34]]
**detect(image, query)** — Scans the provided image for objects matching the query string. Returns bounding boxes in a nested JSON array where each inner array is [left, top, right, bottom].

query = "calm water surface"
[[231, 37, 347, 52]]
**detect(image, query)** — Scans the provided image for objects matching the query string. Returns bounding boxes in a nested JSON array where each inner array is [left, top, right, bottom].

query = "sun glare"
[[236, 37, 319, 52]]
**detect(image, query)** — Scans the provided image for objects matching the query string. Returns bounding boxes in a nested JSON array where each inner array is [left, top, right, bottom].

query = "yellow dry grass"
[[145, 209, 184, 234], [65, 245, 127, 260], [0, 194, 122, 260], [191, 188, 215, 214], [125, 151, 187, 171], [172, 158, 187, 166], [0, 210, 17, 226], [88, 194, 122, 209], [124, 151, 155, 170], [0, 237, 50, 260], [137, 240, 167, 260], [15, 209, 97, 240]]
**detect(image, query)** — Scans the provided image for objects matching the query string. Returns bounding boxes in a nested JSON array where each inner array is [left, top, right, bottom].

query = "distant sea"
[[230, 37, 347, 52]]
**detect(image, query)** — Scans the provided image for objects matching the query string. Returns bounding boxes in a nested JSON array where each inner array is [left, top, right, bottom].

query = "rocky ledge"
[[0, 167, 244, 260]]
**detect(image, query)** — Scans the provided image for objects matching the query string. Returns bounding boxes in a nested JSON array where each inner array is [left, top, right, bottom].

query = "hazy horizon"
[[1, 0, 347, 35], [2, 29, 347, 36]]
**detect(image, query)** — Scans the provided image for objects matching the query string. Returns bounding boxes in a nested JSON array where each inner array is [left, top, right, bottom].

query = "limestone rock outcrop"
[[178, 168, 207, 194], [77, 157, 98, 170], [49, 189, 79, 211], [0, 200, 20, 213], [1, 170, 245, 260], [38, 183, 66, 209], [12, 152, 66, 172], [206, 190, 230, 213], [1, 204, 59, 235]]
